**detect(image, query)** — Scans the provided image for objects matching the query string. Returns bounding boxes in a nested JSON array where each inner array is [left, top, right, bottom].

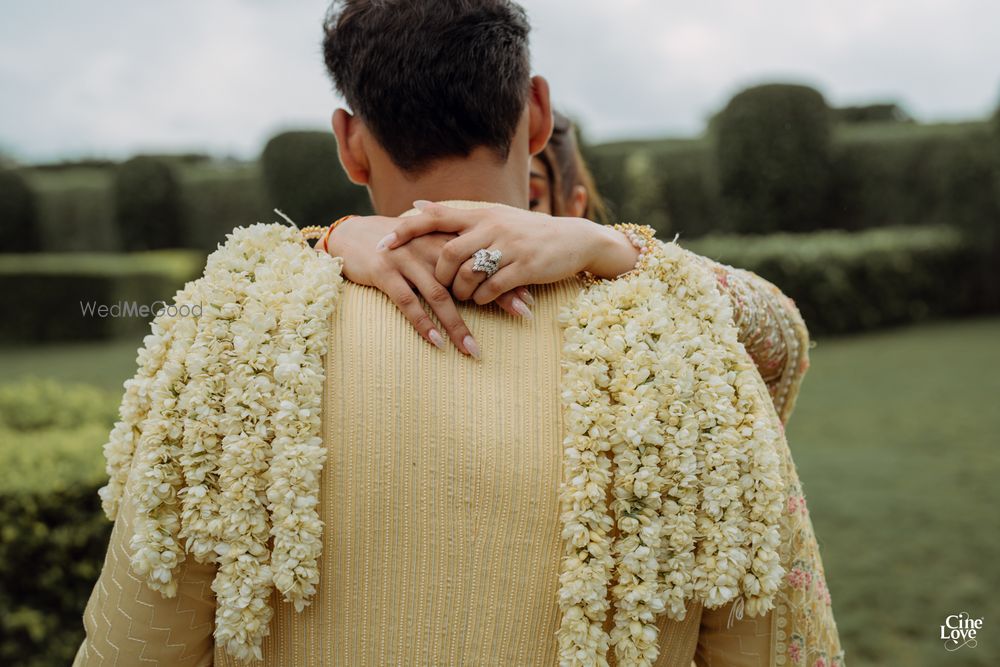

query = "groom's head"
[[322, 0, 552, 207]]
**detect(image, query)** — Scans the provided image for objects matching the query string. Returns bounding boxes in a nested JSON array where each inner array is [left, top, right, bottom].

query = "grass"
[[0, 335, 145, 391], [1, 315, 998, 665], [788, 317, 1000, 666]]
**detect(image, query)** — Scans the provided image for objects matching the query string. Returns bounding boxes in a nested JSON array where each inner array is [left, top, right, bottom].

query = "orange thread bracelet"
[[325, 215, 357, 254]]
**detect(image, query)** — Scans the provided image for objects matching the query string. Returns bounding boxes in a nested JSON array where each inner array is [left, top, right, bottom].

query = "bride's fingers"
[[450, 253, 492, 301], [378, 272, 451, 351], [494, 288, 534, 320], [406, 266, 478, 356], [470, 263, 525, 305], [434, 228, 498, 286], [376, 202, 480, 251]]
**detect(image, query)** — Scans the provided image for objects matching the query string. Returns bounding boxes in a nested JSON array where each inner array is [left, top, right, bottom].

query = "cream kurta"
[[76, 202, 825, 666]]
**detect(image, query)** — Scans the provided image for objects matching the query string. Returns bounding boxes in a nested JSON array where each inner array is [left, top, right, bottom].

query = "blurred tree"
[[114, 156, 184, 250], [261, 131, 372, 228], [714, 83, 833, 234], [0, 167, 42, 253]]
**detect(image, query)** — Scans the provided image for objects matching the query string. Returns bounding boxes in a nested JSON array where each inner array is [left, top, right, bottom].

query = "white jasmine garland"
[[98, 222, 343, 661], [128, 313, 198, 598], [556, 297, 618, 666], [99, 280, 198, 521], [557, 235, 786, 666]]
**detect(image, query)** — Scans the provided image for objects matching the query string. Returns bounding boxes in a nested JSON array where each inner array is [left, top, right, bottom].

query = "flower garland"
[[98, 279, 198, 522], [557, 233, 786, 666], [98, 222, 343, 661]]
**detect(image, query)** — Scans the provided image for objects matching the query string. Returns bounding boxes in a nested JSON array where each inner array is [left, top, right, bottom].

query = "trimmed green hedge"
[[0, 250, 205, 342], [830, 124, 1000, 231], [12, 104, 1000, 254], [21, 167, 118, 253], [19, 161, 272, 254], [0, 379, 116, 667], [0, 168, 42, 253], [114, 156, 184, 251], [179, 162, 271, 252], [715, 84, 833, 234], [261, 131, 372, 227], [586, 117, 998, 240], [584, 139, 717, 239], [685, 225, 984, 336]]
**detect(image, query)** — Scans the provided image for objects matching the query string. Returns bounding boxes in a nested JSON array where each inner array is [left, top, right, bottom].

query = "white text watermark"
[[79, 301, 202, 319]]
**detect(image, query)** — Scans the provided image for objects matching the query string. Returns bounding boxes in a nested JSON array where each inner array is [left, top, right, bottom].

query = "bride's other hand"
[[377, 201, 640, 304], [325, 216, 532, 357]]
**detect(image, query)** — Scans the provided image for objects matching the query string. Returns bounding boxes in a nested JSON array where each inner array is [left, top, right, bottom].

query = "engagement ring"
[[472, 248, 502, 278]]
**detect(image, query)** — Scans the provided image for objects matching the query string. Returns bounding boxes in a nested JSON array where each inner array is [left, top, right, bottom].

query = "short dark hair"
[[322, 0, 532, 173]]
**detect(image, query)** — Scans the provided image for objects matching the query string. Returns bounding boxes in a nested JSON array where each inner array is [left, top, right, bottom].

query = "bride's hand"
[[324, 215, 533, 357], [376, 201, 640, 304]]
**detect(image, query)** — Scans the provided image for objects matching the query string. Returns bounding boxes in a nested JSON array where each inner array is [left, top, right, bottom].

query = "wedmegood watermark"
[[940, 612, 982, 651], [79, 301, 202, 319]]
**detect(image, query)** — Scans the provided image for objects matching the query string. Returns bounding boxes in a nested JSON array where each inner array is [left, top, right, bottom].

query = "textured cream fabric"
[[73, 463, 216, 666], [214, 270, 587, 666], [76, 201, 803, 666]]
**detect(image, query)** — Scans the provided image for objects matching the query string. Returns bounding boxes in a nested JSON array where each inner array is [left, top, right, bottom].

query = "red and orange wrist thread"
[[301, 215, 357, 254]]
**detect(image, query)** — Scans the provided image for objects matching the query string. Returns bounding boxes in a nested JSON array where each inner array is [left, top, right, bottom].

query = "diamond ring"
[[471, 248, 502, 278]]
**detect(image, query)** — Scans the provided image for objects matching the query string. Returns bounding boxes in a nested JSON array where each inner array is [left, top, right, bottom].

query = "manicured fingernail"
[[375, 232, 397, 252], [462, 334, 481, 360], [511, 297, 533, 320], [517, 288, 534, 306], [413, 199, 431, 210], [428, 329, 445, 349]]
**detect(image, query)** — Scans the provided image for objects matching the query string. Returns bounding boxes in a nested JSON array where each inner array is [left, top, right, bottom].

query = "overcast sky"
[[2, 0, 998, 162]]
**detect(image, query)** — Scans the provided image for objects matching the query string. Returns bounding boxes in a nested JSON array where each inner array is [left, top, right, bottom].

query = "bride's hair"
[[322, 0, 531, 174], [536, 111, 609, 224]]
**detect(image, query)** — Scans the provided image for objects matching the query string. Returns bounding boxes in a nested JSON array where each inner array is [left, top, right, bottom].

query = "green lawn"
[[787, 317, 1000, 666], [0, 334, 146, 392], [1, 316, 998, 665]]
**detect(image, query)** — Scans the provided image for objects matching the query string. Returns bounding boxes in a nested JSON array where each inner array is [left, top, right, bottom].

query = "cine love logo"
[[940, 611, 983, 651]]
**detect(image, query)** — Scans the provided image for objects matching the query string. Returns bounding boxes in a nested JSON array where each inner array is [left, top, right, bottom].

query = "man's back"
[[214, 268, 584, 665], [230, 200, 586, 663], [214, 205, 725, 666]]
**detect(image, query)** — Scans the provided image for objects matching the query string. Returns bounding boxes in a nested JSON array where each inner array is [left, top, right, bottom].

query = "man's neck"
[[367, 148, 530, 216]]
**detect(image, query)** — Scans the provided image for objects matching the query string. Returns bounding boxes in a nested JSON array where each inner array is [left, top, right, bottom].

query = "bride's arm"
[[353, 201, 811, 411], [320, 214, 535, 358]]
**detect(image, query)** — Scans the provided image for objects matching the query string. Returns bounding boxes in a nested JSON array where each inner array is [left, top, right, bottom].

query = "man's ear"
[[527, 75, 554, 156], [332, 108, 370, 185]]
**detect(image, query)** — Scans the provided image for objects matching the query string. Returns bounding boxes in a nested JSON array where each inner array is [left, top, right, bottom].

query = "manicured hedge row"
[[261, 131, 373, 228], [0, 379, 116, 667], [179, 163, 272, 253], [12, 102, 1000, 254], [830, 124, 1000, 231], [20, 167, 119, 253], [17, 152, 365, 254], [0, 251, 205, 342], [685, 225, 985, 336], [715, 84, 834, 234], [114, 156, 184, 251], [586, 118, 1000, 240], [0, 167, 42, 253], [584, 139, 718, 239]]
